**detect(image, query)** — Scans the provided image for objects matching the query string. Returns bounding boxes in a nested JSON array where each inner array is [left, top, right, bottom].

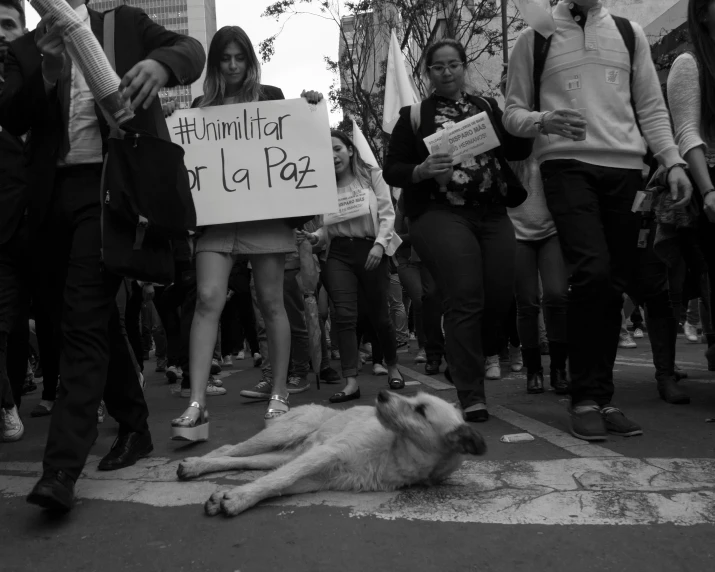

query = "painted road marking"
[[398, 364, 453, 391], [2, 456, 715, 525]]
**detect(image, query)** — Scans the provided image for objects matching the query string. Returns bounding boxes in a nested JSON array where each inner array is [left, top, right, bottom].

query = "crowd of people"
[[1, 0, 714, 513]]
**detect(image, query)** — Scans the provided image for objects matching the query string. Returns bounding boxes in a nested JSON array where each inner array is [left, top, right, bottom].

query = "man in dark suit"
[[0, 0, 29, 443], [0, 0, 205, 511]]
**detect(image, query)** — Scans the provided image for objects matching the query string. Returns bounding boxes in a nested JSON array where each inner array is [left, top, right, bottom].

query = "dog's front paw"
[[177, 457, 204, 481], [204, 491, 224, 516], [220, 490, 256, 517]]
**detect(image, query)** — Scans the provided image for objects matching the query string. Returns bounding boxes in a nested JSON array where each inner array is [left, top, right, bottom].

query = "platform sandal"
[[171, 402, 209, 441], [264, 394, 290, 423]]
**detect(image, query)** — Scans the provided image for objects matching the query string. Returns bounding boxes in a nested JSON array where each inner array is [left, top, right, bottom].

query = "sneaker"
[[165, 366, 183, 384], [330, 349, 341, 360], [509, 346, 523, 372], [684, 323, 699, 343], [601, 406, 643, 437], [569, 402, 606, 441], [210, 377, 224, 387], [222, 355, 233, 367], [236, 350, 246, 360], [485, 355, 501, 380], [618, 333, 637, 349], [97, 401, 106, 424], [210, 359, 222, 375], [414, 349, 427, 364], [1, 406, 24, 441], [253, 353, 263, 368], [22, 378, 37, 395], [155, 358, 168, 373], [372, 363, 388, 376], [287, 376, 310, 394], [206, 379, 227, 396], [30, 400, 54, 418], [632, 327, 645, 339], [240, 377, 273, 400], [359, 342, 373, 355]]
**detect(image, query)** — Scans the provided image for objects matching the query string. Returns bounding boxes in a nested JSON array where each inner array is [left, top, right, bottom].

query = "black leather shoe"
[[27, 470, 75, 511], [425, 360, 441, 375], [319, 367, 341, 383], [527, 370, 545, 394], [98, 431, 153, 471], [658, 379, 690, 405], [550, 369, 570, 395], [329, 388, 360, 403]]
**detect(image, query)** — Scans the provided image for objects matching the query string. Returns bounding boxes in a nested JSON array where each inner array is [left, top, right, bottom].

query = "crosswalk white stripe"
[[2, 456, 715, 525]]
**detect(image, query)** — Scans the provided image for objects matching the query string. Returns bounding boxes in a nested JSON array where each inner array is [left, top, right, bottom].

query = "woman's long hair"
[[330, 129, 373, 185], [689, 0, 715, 141], [201, 26, 261, 108]]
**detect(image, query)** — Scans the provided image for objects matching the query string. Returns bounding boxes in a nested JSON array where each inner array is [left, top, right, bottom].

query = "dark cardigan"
[[383, 94, 533, 220]]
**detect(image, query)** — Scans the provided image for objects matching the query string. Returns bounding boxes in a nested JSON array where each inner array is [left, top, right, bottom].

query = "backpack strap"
[[612, 15, 640, 134], [103, 10, 116, 71], [532, 31, 552, 112], [410, 101, 422, 135]]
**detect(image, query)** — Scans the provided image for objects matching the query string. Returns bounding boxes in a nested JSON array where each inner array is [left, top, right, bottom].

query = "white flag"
[[352, 120, 379, 168], [514, 0, 557, 38], [382, 30, 420, 135]]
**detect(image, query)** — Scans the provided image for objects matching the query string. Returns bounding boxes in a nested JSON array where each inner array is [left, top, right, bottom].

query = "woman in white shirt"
[[299, 130, 404, 402]]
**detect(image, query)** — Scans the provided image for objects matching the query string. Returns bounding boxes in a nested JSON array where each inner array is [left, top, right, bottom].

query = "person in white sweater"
[[668, 0, 715, 372], [504, 0, 693, 442]]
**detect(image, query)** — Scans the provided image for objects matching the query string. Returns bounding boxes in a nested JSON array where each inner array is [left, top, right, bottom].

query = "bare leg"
[[186, 252, 234, 413], [177, 452, 296, 480], [250, 253, 291, 417], [206, 447, 336, 516]]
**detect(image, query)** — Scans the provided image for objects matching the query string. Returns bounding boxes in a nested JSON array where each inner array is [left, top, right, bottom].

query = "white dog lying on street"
[[177, 390, 487, 517]]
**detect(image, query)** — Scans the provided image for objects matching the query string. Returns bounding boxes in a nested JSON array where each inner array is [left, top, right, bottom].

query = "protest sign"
[[167, 99, 338, 226], [323, 188, 371, 226], [423, 112, 500, 166]]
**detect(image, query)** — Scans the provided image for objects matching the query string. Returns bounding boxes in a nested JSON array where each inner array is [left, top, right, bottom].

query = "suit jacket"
[[0, 6, 206, 234]]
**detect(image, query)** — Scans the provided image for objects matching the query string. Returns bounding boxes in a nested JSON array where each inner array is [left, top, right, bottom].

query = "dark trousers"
[[411, 205, 516, 408], [235, 290, 259, 355], [0, 216, 30, 409], [36, 165, 150, 482], [324, 237, 397, 378], [125, 281, 145, 372], [514, 235, 569, 349], [155, 259, 193, 369], [541, 160, 671, 406]]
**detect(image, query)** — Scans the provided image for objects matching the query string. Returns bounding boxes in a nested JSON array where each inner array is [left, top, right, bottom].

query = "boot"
[[522, 347, 544, 394], [706, 334, 715, 372], [647, 315, 690, 405], [548, 341, 570, 395]]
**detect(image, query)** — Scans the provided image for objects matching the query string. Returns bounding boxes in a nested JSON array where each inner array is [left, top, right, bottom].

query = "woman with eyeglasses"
[[383, 39, 531, 422]]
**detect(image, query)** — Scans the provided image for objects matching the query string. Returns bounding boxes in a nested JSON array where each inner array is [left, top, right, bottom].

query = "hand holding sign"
[[423, 112, 500, 165]]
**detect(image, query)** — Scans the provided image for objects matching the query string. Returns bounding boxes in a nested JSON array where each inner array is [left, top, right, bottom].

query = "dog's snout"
[[377, 390, 390, 403]]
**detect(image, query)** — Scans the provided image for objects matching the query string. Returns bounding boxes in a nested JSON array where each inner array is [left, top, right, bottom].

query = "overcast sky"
[[25, 0, 344, 123]]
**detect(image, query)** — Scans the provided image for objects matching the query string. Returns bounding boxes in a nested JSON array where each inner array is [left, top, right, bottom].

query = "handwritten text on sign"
[[167, 99, 338, 226], [323, 188, 371, 226], [423, 112, 500, 166]]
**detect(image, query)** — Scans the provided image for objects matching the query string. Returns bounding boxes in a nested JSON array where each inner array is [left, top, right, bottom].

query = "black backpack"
[[533, 15, 639, 131]]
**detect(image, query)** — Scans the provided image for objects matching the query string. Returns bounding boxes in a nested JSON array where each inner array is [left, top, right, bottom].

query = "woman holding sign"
[[383, 39, 532, 422], [299, 130, 404, 402], [171, 26, 323, 440]]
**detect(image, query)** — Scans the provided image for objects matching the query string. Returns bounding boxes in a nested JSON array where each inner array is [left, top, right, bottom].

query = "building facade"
[[91, 0, 216, 108]]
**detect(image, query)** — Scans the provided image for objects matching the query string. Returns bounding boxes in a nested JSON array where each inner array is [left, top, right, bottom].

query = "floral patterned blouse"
[[432, 93, 507, 208]]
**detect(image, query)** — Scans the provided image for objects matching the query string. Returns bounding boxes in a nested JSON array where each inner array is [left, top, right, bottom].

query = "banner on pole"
[[167, 99, 338, 226]]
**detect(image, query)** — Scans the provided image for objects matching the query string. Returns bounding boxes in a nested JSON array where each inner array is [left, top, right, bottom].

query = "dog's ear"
[[447, 425, 487, 456]]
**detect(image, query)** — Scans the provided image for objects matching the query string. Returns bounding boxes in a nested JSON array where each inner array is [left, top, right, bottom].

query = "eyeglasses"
[[427, 61, 464, 74]]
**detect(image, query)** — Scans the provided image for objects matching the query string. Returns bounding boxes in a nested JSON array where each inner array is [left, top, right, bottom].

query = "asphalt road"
[[2, 334, 715, 572]]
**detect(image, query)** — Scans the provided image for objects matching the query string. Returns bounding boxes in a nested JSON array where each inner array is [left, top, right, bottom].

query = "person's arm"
[[483, 96, 533, 161], [371, 170, 396, 253], [668, 53, 715, 218], [631, 23, 682, 168], [503, 30, 541, 138]]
